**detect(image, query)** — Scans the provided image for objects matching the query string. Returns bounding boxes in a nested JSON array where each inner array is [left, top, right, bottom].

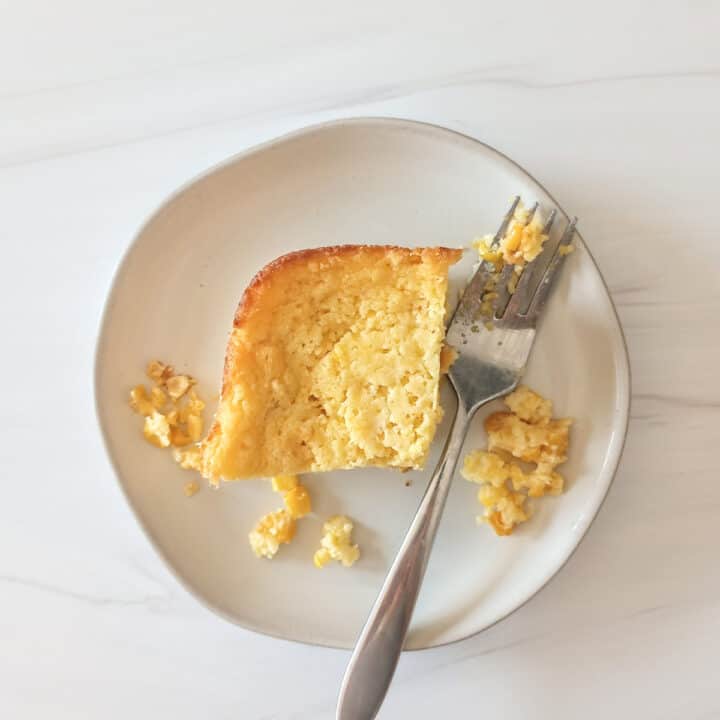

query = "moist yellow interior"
[[201, 246, 461, 481]]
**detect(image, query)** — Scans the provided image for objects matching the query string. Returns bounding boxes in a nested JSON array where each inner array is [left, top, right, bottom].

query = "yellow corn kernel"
[[147, 360, 173, 383], [488, 511, 514, 536], [284, 484, 312, 519], [166, 374, 194, 400], [313, 548, 331, 568], [150, 385, 167, 410], [271, 474, 299, 492], [170, 426, 192, 447], [184, 480, 200, 497], [186, 414, 203, 442], [129, 385, 154, 416]]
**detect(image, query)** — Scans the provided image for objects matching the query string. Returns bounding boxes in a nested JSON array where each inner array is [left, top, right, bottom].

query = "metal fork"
[[336, 198, 578, 720]]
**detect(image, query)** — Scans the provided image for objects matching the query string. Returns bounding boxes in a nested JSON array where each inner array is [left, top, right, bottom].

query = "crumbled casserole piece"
[[485, 413, 571, 466], [247, 475, 314, 560], [463, 449, 510, 488], [248, 509, 297, 559], [147, 360, 174, 384], [166, 374, 194, 400], [173, 446, 204, 471], [477, 484, 528, 536], [143, 411, 171, 448], [504, 384, 552, 425], [178, 389, 205, 421], [129, 385, 155, 416], [471, 203, 551, 327], [462, 386, 572, 535], [474, 202, 549, 269], [129, 360, 207, 494], [314, 515, 360, 568]]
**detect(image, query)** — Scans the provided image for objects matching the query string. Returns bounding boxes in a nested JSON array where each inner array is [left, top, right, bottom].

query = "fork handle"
[[336, 402, 472, 720]]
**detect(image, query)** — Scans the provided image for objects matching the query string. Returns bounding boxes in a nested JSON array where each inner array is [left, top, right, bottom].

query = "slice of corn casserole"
[[200, 245, 461, 482]]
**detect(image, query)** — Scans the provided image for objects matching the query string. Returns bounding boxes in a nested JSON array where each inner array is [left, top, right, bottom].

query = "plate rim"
[[94, 115, 631, 651]]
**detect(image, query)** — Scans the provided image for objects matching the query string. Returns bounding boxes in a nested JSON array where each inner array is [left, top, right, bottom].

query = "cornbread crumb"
[[558, 244, 575, 256], [200, 246, 461, 482], [174, 446, 203, 471], [439, 344, 459, 375], [477, 484, 528, 535], [462, 386, 572, 535], [247, 475, 312, 559], [166, 374, 194, 400], [147, 360, 173, 384], [471, 203, 550, 326], [314, 515, 360, 568], [497, 204, 548, 265], [473, 202, 548, 268], [129, 385, 154, 416], [184, 480, 200, 497], [143, 411, 171, 448], [129, 362, 206, 480], [248, 509, 297, 559]]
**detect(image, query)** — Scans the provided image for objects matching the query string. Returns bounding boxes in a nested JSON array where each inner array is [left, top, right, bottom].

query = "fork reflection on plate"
[[337, 197, 578, 720]]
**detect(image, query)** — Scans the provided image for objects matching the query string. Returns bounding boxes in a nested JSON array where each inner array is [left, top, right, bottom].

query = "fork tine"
[[498, 208, 559, 318], [488, 196, 521, 250], [492, 203, 549, 318], [526, 217, 578, 317], [451, 196, 522, 326]]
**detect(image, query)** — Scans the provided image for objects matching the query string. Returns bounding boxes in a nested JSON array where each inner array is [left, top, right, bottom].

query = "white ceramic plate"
[[95, 118, 630, 650]]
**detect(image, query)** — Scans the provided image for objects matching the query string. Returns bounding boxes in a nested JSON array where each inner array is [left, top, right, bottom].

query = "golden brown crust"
[[232, 245, 461, 329]]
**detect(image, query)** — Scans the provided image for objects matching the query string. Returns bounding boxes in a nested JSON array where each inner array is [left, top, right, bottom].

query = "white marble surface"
[[2, 2, 719, 718]]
